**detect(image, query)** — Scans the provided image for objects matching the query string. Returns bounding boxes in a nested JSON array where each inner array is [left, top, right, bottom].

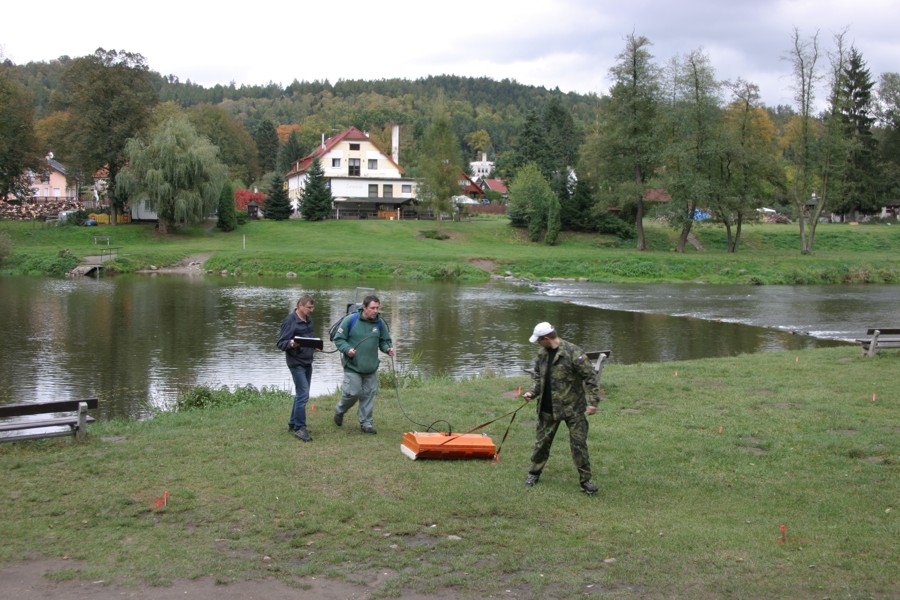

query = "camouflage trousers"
[[529, 410, 592, 484]]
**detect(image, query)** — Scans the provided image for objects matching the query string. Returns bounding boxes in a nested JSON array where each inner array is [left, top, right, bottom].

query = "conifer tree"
[[300, 157, 333, 221], [217, 180, 237, 232], [837, 47, 880, 214], [253, 120, 279, 174], [278, 130, 306, 174], [264, 172, 292, 221]]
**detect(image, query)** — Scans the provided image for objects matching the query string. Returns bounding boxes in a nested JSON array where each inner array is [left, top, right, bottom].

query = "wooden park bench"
[[0, 398, 99, 443], [856, 328, 900, 357]]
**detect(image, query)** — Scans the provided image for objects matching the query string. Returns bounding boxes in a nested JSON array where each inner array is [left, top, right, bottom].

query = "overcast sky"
[[2, 0, 897, 110]]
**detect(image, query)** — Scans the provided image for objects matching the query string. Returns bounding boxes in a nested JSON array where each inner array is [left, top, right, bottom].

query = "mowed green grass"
[[1, 346, 897, 598], [2, 218, 900, 283]]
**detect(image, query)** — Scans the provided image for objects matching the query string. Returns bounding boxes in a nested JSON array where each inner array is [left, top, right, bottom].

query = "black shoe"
[[360, 425, 377, 434], [580, 481, 598, 495], [333, 412, 343, 426], [293, 428, 311, 442], [525, 473, 540, 487]]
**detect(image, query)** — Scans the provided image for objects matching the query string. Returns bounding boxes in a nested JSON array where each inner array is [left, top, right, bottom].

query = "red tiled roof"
[[643, 188, 671, 202], [483, 178, 507, 194], [287, 127, 404, 176]]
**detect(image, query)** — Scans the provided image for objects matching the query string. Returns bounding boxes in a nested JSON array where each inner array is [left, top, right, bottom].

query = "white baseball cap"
[[529, 322, 555, 343]]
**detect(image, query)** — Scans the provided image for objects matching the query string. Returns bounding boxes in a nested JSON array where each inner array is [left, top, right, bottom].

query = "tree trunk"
[[676, 222, 693, 253], [732, 213, 744, 253], [635, 199, 646, 251]]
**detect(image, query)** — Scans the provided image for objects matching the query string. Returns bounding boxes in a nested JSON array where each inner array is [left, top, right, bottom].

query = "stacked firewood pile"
[[0, 199, 85, 221], [760, 212, 793, 224]]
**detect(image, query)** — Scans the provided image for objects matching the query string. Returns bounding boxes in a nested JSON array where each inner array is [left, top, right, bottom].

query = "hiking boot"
[[525, 473, 540, 487], [360, 425, 377, 434], [580, 481, 598, 495], [333, 412, 343, 426], [293, 428, 311, 442]]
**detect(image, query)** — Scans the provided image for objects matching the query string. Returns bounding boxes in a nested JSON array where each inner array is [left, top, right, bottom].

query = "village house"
[[27, 155, 78, 203], [286, 125, 417, 220], [469, 153, 494, 179]]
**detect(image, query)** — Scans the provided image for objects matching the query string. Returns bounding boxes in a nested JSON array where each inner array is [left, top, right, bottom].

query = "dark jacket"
[[528, 339, 601, 419], [277, 310, 315, 368]]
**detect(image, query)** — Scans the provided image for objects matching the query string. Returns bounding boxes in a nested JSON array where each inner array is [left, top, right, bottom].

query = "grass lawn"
[[1, 346, 896, 599], [2, 218, 899, 283]]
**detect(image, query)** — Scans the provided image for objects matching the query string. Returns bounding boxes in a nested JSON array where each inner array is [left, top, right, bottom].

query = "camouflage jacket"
[[528, 339, 601, 418]]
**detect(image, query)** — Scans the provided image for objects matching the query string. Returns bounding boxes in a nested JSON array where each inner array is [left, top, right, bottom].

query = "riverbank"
[[2, 219, 899, 283], [1, 347, 897, 599]]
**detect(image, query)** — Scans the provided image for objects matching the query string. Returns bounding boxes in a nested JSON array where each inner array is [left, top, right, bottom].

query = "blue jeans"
[[288, 364, 312, 430], [335, 370, 379, 428]]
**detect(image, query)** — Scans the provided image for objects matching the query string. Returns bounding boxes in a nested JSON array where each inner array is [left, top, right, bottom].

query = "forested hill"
[[10, 56, 602, 159]]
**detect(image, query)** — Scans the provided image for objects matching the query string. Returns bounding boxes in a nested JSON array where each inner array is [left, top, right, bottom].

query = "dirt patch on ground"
[[136, 253, 214, 275], [0, 559, 457, 600], [468, 258, 496, 273]]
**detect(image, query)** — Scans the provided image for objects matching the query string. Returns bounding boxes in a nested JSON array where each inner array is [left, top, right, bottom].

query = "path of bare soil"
[[0, 559, 460, 600], [135, 253, 214, 275]]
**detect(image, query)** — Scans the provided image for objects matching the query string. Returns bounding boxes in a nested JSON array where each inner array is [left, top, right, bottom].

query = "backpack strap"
[[346, 312, 360, 334]]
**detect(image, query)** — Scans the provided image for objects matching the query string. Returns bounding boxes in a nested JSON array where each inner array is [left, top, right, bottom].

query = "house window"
[[402, 184, 412, 194], [349, 143, 360, 151], [383, 184, 393, 198], [348, 159, 360, 177], [368, 159, 378, 170], [332, 158, 341, 168], [368, 184, 378, 198]]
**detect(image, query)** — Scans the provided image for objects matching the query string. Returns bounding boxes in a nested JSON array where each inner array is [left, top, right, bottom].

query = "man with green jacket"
[[523, 321, 601, 494], [332, 295, 394, 434]]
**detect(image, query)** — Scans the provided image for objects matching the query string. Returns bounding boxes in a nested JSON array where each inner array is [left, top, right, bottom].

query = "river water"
[[1, 274, 894, 420]]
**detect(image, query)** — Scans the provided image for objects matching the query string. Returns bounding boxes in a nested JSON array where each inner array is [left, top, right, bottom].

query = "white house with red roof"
[[479, 177, 508, 200], [285, 124, 418, 220]]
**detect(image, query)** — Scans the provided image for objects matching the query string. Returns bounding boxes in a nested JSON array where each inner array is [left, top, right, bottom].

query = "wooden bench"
[[93, 235, 111, 245], [0, 398, 98, 443], [856, 328, 900, 356]]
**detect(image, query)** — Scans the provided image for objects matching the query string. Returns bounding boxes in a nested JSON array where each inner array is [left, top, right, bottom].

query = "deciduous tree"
[[717, 80, 784, 251], [508, 162, 557, 243], [582, 33, 663, 250], [783, 28, 822, 254], [117, 114, 226, 234], [0, 68, 41, 199], [875, 72, 900, 199], [661, 49, 723, 253], [417, 111, 463, 220], [58, 49, 157, 225], [187, 104, 258, 184]]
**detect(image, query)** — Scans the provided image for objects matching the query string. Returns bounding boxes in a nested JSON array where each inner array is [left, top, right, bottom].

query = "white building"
[[469, 153, 494, 179], [286, 124, 417, 220]]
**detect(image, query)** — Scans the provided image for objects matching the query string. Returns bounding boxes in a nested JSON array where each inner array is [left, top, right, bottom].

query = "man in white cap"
[[522, 322, 601, 494]]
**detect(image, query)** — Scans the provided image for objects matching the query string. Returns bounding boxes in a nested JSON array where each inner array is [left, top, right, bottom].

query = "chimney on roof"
[[321, 133, 325, 150], [391, 123, 400, 164]]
